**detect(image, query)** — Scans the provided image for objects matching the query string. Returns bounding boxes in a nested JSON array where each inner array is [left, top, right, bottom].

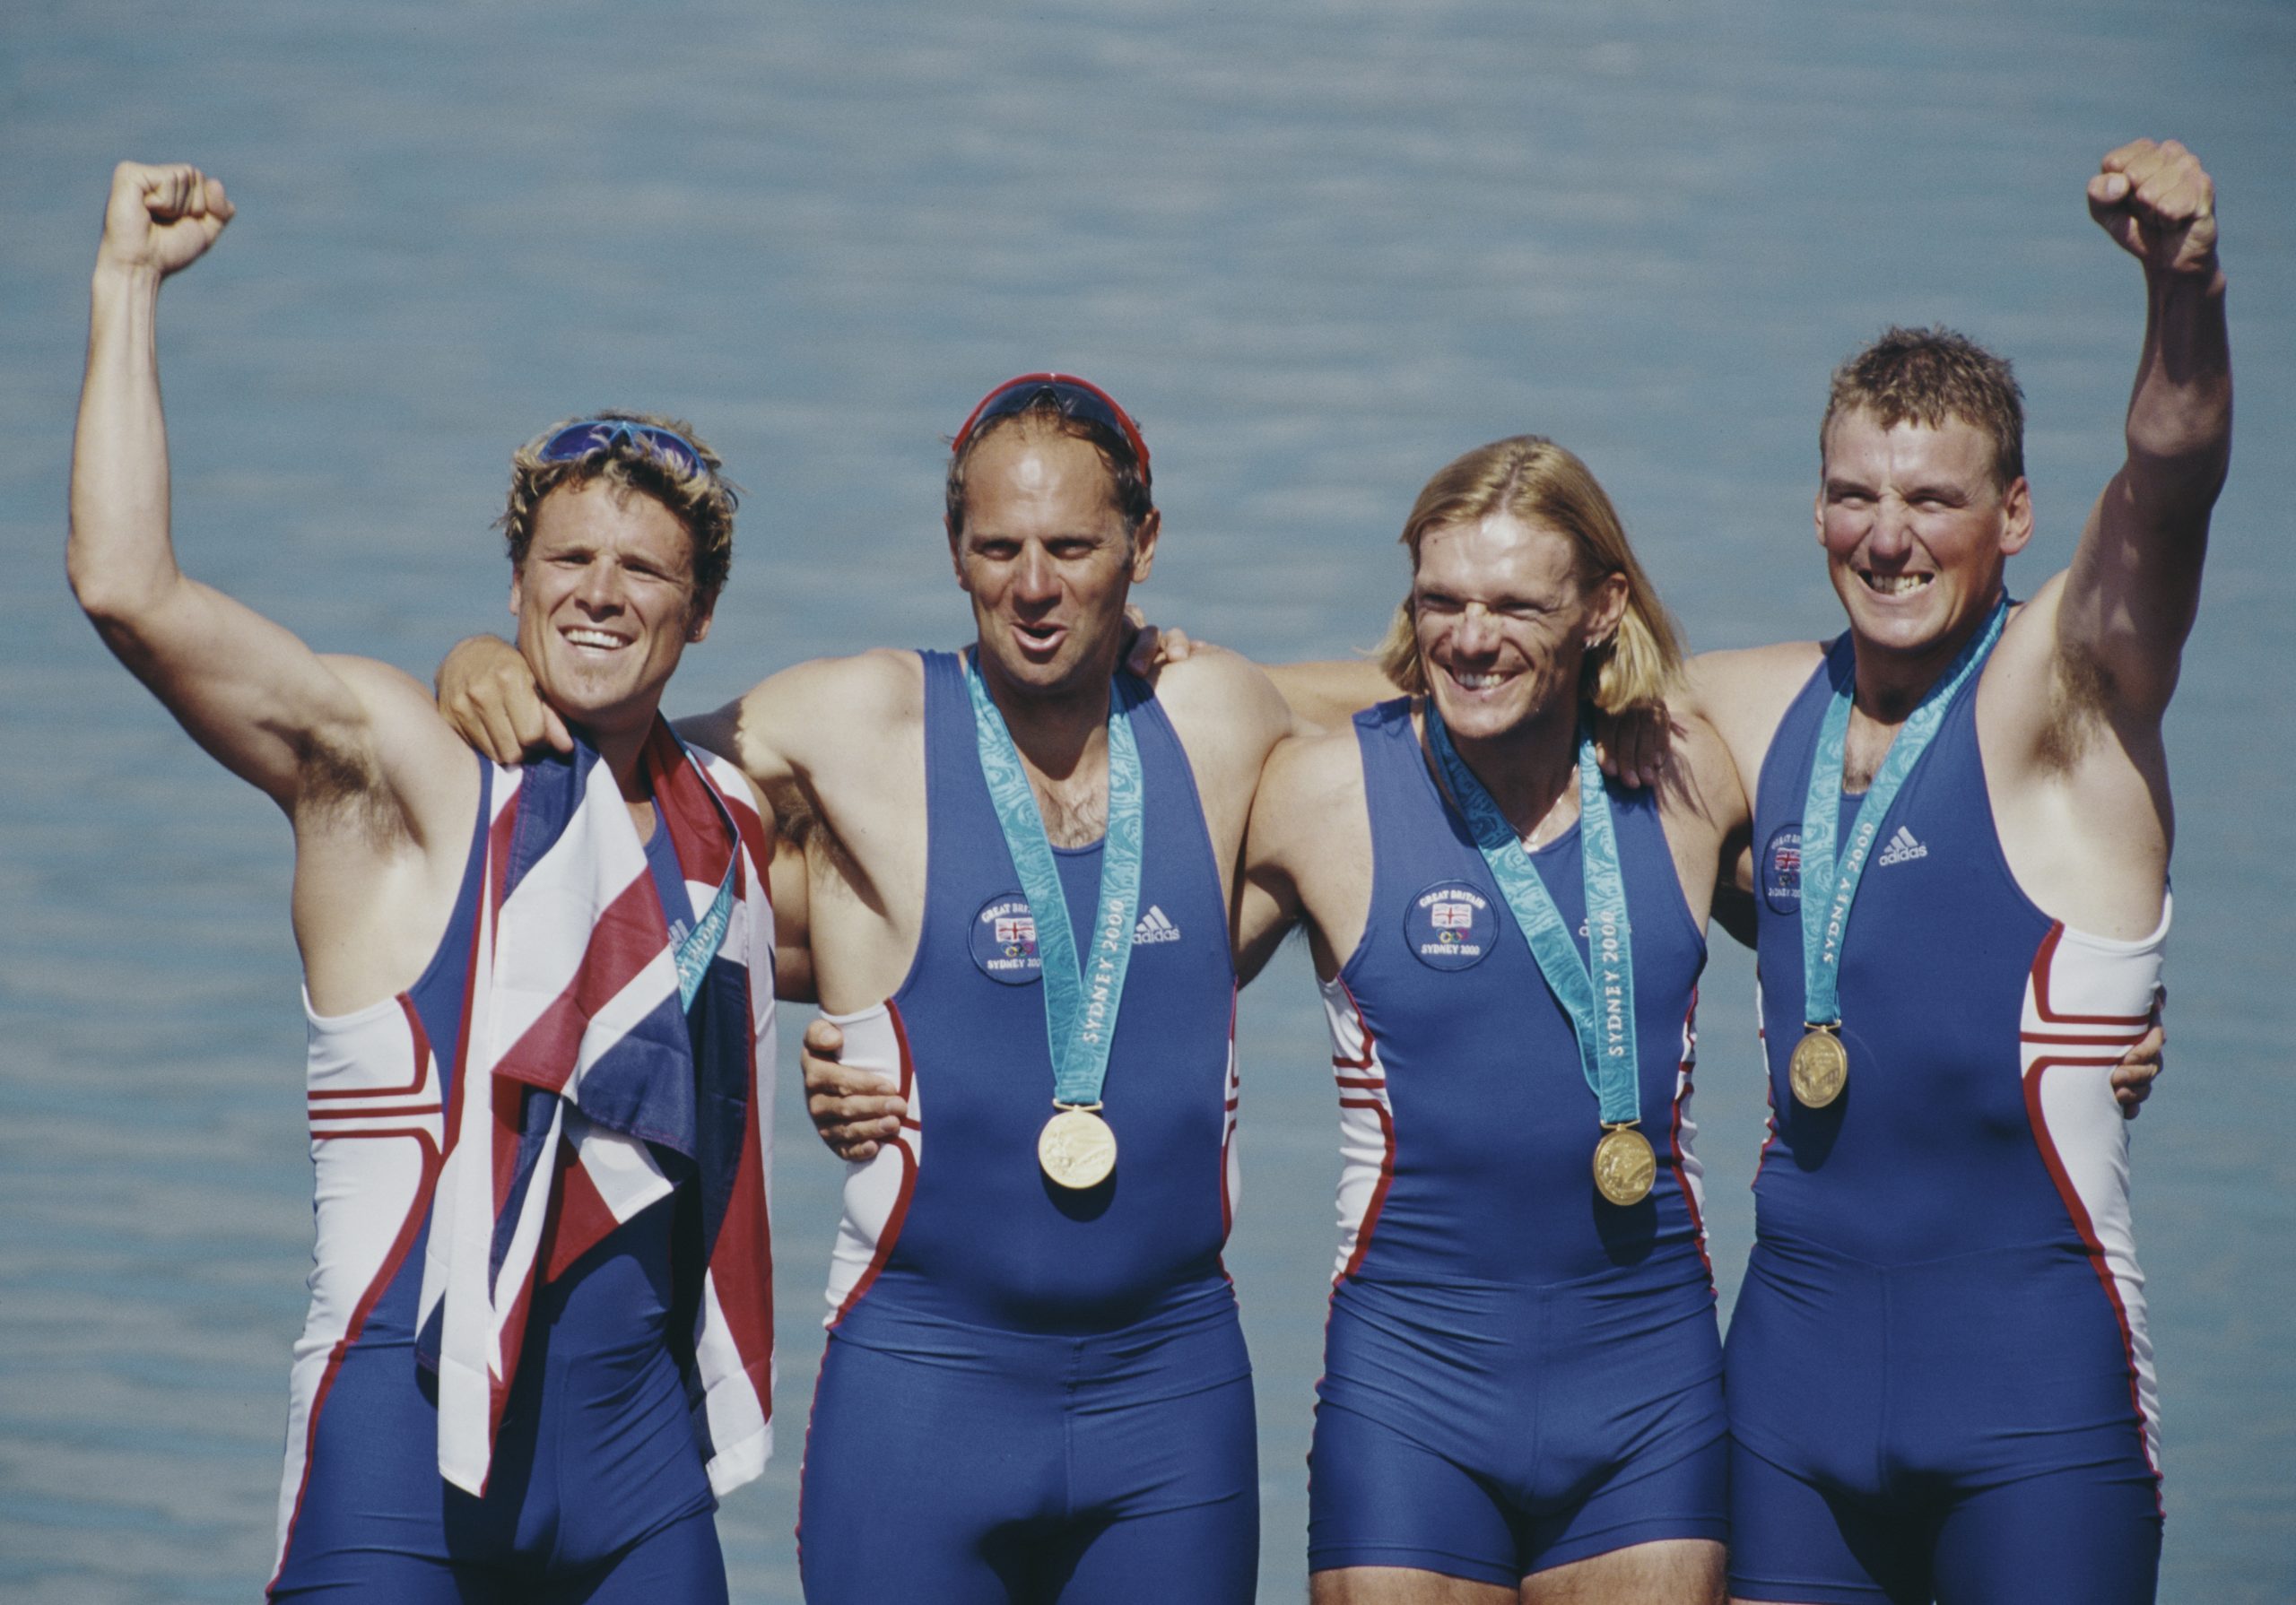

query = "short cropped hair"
[[497, 410, 738, 611], [1823, 325, 2025, 490], [1375, 436, 1682, 714], [944, 397, 1153, 546]]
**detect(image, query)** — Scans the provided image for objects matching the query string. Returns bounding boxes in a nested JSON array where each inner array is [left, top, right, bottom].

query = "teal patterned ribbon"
[[673, 868, 736, 1011], [964, 653, 1145, 1107], [1428, 707, 1640, 1127], [1800, 596, 2007, 1027]]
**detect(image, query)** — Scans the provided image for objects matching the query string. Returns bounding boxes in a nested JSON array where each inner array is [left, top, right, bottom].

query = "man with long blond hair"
[[1234, 435, 1748, 1603]]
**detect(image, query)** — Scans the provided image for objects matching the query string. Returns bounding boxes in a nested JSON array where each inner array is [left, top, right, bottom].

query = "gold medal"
[[1789, 1025, 1848, 1108], [1039, 1105, 1118, 1189], [1592, 1124, 1657, 1207]]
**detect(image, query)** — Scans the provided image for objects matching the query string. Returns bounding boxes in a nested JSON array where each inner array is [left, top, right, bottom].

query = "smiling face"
[[510, 479, 710, 742], [1412, 512, 1627, 745], [1818, 407, 2031, 668], [951, 422, 1159, 698]]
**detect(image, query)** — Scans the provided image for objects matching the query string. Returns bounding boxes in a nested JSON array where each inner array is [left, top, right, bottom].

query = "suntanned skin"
[[1597, 138, 2225, 1605], [778, 142, 2187, 1602], [1238, 513, 1737, 1605], [68, 162, 795, 1023], [1683, 143, 2226, 966], [439, 419, 1300, 1071]]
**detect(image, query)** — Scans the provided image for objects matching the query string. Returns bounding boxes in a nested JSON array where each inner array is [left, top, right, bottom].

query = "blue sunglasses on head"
[[537, 419, 709, 479]]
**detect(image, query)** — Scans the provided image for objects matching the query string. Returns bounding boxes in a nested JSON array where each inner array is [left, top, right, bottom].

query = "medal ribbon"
[[672, 864, 737, 1011], [1799, 596, 2007, 1027], [1427, 707, 1639, 1127], [965, 653, 1145, 1108]]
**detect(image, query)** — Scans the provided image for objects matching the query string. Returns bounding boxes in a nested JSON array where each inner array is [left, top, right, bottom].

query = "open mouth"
[[1013, 620, 1067, 658], [1858, 571, 1935, 596], [1442, 664, 1518, 694], [563, 627, 632, 653]]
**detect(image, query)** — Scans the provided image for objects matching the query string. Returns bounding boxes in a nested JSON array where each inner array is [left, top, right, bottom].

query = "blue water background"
[[3, 3, 2290, 1599]]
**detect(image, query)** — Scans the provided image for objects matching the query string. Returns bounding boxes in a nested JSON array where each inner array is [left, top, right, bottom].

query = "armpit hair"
[[764, 776, 818, 850], [290, 726, 405, 842], [2034, 639, 2116, 774], [769, 777, 879, 916]]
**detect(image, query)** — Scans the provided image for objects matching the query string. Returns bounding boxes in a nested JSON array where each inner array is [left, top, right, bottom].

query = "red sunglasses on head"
[[951, 373, 1152, 480]]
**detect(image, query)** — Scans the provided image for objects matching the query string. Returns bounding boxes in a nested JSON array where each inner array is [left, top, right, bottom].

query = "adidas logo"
[[1876, 826, 1928, 866], [1133, 905, 1183, 944]]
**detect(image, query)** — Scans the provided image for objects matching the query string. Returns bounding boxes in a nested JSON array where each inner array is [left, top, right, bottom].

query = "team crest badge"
[[1405, 880, 1496, 971], [970, 892, 1043, 985], [1761, 824, 1803, 915]]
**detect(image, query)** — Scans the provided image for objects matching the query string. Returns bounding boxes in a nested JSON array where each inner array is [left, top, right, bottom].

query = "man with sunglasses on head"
[[69, 162, 787, 1603], [440, 373, 1301, 1601]]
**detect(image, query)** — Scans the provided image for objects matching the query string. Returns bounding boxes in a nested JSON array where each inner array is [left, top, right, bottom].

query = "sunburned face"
[[511, 479, 709, 742], [952, 423, 1158, 698], [1817, 409, 2031, 667], [1412, 512, 1625, 746]]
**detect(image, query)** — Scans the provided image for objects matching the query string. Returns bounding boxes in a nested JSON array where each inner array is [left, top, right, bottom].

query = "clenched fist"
[[2088, 139, 2216, 281], [97, 161, 233, 280]]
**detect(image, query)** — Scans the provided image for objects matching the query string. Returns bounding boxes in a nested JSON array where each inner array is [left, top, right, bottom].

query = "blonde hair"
[[1374, 436, 1681, 713]]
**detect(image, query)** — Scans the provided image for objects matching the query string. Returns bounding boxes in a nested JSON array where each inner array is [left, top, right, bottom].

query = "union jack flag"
[[415, 720, 776, 1498], [996, 915, 1037, 947], [1432, 899, 1474, 930]]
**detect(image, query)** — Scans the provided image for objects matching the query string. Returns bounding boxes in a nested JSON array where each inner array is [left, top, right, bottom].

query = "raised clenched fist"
[[2087, 139, 2217, 280], [97, 161, 234, 279]]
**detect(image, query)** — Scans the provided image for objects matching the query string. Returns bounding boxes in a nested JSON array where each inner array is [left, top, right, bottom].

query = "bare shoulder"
[[1251, 723, 1368, 843], [1668, 710, 1741, 795], [1654, 710, 1747, 835], [1156, 644, 1290, 729], [1982, 570, 2157, 785], [686, 647, 925, 783], [1261, 721, 1362, 796], [322, 651, 455, 718], [1152, 644, 1292, 799], [754, 647, 925, 732], [1685, 640, 1825, 708], [1684, 641, 1824, 773], [1986, 572, 2069, 683], [309, 654, 477, 836]]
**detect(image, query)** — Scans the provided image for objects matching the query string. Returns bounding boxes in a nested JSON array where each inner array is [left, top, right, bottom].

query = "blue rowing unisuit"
[[798, 650, 1255, 1605], [269, 759, 723, 1602], [833, 653, 1239, 1335], [1308, 700, 1725, 1586], [1730, 632, 2167, 1605]]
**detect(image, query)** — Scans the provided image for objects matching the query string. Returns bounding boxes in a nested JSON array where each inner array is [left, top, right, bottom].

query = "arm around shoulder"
[[1680, 642, 1823, 785], [1234, 726, 1364, 985], [1264, 657, 1404, 735], [679, 647, 925, 805], [1156, 644, 1299, 779]]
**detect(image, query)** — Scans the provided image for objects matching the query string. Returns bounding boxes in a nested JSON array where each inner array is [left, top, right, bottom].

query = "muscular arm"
[[439, 631, 900, 831], [1650, 713, 1749, 938], [1263, 658, 1403, 734], [1233, 764, 1309, 987], [68, 163, 454, 825], [1678, 641, 1824, 911], [1234, 729, 1370, 986], [2053, 139, 2231, 724], [438, 635, 921, 1005]]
